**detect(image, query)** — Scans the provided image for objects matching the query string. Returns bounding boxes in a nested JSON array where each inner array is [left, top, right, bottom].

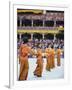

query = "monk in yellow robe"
[[34, 48, 43, 77], [19, 37, 31, 80], [57, 47, 61, 66], [45, 48, 51, 71], [50, 46, 55, 69]]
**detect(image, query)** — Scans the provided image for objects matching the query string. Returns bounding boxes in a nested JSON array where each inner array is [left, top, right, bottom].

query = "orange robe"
[[45, 48, 51, 71], [50, 48, 55, 69], [57, 49, 61, 66], [19, 44, 31, 80], [34, 49, 43, 77]]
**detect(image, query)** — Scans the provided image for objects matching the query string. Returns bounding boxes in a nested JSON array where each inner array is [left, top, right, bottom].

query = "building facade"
[[17, 9, 64, 40]]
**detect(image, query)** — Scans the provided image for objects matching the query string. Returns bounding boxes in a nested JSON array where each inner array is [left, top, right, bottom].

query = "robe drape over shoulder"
[[50, 48, 55, 68], [45, 48, 51, 71], [57, 49, 61, 66], [19, 44, 31, 80], [34, 48, 43, 77]]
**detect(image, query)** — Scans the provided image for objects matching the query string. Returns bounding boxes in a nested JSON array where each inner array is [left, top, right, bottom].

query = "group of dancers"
[[19, 37, 62, 80]]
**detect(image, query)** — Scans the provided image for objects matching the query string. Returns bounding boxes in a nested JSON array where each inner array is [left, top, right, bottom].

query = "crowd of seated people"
[[17, 38, 64, 58]]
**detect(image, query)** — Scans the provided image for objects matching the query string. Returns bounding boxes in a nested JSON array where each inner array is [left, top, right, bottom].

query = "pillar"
[[31, 33, 33, 40], [20, 18, 22, 27], [32, 20, 33, 27], [54, 34, 56, 41], [42, 33, 44, 39], [54, 20, 56, 27]]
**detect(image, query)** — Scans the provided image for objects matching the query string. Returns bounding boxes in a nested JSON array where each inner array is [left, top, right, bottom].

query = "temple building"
[[17, 9, 64, 41]]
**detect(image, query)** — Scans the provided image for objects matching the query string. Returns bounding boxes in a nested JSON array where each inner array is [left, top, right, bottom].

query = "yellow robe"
[[19, 44, 31, 80], [34, 49, 43, 77], [50, 49, 55, 69], [45, 48, 51, 71], [57, 49, 61, 66]]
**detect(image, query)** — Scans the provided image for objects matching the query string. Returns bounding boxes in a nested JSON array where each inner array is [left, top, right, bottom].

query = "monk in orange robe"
[[50, 46, 55, 69], [34, 48, 43, 77], [57, 47, 61, 66], [19, 37, 31, 80], [45, 48, 51, 71]]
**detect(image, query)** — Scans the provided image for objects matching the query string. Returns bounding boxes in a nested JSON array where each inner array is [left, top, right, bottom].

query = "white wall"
[[0, 0, 72, 90]]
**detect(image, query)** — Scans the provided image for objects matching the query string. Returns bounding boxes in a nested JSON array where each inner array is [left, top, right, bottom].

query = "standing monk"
[[57, 47, 61, 66], [50, 46, 55, 69], [34, 47, 43, 77], [45, 48, 51, 71], [19, 37, 31, 80]]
